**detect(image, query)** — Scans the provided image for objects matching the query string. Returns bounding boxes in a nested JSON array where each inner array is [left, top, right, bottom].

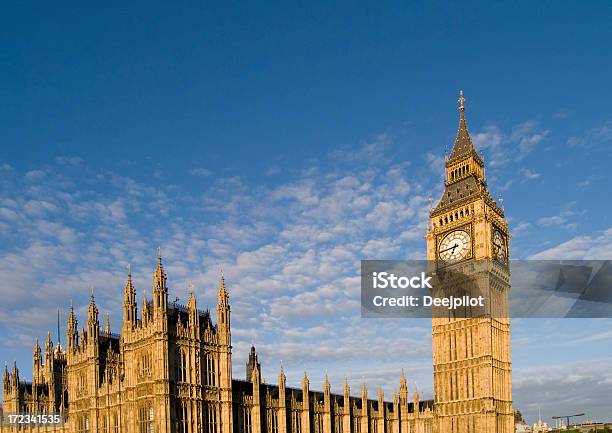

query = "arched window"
[[148, 404, 154, 433], [175, 349, 187, 382], [139, 402, 154, 433], [112, 412, 119, 433]]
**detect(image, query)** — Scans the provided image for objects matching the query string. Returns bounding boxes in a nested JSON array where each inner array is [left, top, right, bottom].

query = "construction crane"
[[552, 413, 585, 428]]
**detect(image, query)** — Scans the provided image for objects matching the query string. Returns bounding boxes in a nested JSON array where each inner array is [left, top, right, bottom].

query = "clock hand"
[[439, 243, 459, 254]]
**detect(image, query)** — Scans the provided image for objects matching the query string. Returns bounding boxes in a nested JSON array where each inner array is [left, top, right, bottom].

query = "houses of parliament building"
[[1, 93, 514, 433]]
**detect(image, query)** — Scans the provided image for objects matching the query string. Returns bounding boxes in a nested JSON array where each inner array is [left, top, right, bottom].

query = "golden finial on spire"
[[458, 90, 466, 111], [127, 263, 131, 278]]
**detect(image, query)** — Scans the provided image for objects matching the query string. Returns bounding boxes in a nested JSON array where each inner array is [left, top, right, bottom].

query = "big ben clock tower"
[[426, 92, 514, 433]]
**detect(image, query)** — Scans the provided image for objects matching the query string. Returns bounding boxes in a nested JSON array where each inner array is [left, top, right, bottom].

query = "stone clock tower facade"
[[426, 92, 514, 433]]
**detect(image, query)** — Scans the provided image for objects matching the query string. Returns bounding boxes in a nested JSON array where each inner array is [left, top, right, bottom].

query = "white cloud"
[[568, 120, 612, 148], [189, 167, 213, 177], [473, 121, 549, 167], [519, 168, 540, 181], [513, 358, 612, 424], [530, 227, 612, 259], [536, 209, 578, 230]]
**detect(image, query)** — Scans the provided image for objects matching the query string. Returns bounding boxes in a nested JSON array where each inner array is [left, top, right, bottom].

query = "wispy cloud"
[[472, 121, 550, 167], [189, 167, 213, 177], [568, 120, 612, 149], [0, 137, 436, 396], [529, 227, 612, 259]]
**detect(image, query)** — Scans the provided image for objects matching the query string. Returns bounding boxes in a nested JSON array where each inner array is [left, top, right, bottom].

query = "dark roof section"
[[231, 378, 434, 413], [448, 109, 475, 162], [435, 176, 480, 210]]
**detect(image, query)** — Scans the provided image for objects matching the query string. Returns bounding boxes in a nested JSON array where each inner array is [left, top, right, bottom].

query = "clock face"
[[492, 229, 507, 262], [438, 230, 471, 261]]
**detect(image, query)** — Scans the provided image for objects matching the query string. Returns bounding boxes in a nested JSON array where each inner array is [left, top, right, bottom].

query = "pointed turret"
[[251, 362, 262, 433], [187, 288, 199, 332], [324, 372, 331, 395], [378, 385, 384, 403], [87, 287, 99, 343], [279, 363, 286, 389], [34, 337, 41, 358], [142, 289, 149, 326], [343, 378, 351, 422], [104, 313, 111, 335], [278, 363, 287, 433], [399, 368, 408, 406], [360, 382, 368, 428], [250, 361, 260, 386], [448, 90, 478, 162], [67, 300, 78, 350], [246, 345, 261, 382], [302, 370, 310, 390], [11, 360, 19, 388], [152, 247, 168, 316], [2, 362, 8, 393], [413, 387, 420, 413], [45, 331, 53, 357], [33, 338, 42, 384], [216, 269, 231, 345], [218, 269, 229, 308], [123, 264, 137, 327], [302, 370, 310, 412], [215, 268, 234, 433]]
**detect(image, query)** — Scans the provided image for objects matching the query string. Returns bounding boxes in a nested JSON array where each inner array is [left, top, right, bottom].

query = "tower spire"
[[57, 308, 61, 348], [123, 263, 137, 327], [448, 90, 476, 161], [105, 312, 111, 335], [67, 299, 78, 350], [458, 89, 466, 111], [153, 247, 168, 315], [87, 287, 100, 342]]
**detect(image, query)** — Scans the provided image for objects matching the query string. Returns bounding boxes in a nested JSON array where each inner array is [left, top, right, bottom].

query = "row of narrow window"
[[438, 207, 470, 227], [173, 349, 217, 385], [450, 164, 469, 181], [138, 403, 154, 433], [174, 350, 187, 382], [207, 404, 219, 433], [177, 401, 189, 433], [138, 351, 152, 380]]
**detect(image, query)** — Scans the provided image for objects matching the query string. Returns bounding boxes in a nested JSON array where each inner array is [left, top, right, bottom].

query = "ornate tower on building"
[[426, 92, 514, 433]]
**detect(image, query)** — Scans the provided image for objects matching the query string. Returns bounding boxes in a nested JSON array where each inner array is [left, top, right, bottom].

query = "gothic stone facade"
[[1, 261, 435, 433], [1, 94, 512, 433]]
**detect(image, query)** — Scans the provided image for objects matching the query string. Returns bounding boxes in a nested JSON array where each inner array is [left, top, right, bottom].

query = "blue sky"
[[1, 0, 612, 424]]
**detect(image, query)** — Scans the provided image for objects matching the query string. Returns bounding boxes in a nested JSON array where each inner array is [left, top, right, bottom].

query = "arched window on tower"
[[205, 353, 216, 386], [175, 349, 187, 382]]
